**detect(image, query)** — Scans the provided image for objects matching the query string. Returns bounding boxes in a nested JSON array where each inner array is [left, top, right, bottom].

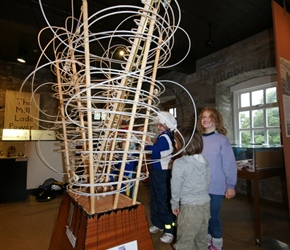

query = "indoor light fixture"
[[17, 46, 28, 63], [112, 47, 126, 59], [119, 49, 125, 56]]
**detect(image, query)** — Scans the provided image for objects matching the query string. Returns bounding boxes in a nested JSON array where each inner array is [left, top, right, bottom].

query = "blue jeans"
[[208, 194, 224, 238]]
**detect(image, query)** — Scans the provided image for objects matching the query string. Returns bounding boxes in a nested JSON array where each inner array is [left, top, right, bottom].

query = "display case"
[[232, 145, 284, 172]]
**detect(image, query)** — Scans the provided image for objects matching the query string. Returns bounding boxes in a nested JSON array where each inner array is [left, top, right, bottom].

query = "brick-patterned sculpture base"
[[50, 191, 153, 250]]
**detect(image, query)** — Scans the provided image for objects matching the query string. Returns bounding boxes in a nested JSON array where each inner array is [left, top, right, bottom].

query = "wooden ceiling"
[[0, 0, 289, 75]]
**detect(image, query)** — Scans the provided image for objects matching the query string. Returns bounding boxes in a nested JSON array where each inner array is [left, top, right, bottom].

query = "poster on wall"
[[280, 57, 290, 137], [4, 90, 40, 130]]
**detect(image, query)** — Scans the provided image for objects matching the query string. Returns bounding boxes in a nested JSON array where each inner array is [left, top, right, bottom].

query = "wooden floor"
[[1, 182, 290, 250]]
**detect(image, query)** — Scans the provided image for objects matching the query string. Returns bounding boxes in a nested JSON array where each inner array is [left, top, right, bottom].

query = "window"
[[169, 107, 176, 117], [162, 99, 177, 118], [93, 111, 107, 121], [232, 77, 281, 145]]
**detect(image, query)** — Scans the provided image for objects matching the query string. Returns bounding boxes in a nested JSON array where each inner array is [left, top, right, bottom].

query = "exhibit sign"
[[280, 57, 290, 137], [4, 90, 39, 129]]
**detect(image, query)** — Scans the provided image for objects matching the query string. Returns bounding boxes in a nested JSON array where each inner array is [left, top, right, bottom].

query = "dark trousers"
[[150, 169, 175, 234]]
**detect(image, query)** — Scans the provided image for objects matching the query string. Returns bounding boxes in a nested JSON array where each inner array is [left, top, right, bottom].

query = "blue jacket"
[[145, 130, 174, 170]]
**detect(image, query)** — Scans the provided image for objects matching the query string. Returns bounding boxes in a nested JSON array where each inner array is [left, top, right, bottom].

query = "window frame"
[[231, 76, 280, 145], [162, 99, 177, 118]]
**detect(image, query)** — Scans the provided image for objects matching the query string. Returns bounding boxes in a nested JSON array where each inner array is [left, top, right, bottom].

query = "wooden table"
[[237, 168, 285, 246]]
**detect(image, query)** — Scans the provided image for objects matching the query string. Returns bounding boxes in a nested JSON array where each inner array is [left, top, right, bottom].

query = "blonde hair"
[[197, 107, 227, 135]]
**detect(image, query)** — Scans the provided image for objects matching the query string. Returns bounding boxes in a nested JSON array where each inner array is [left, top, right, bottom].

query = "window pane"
[[94, 112, 101, 121], [252, 90, 264, 106], [268, 129, 281, 145], [234, 82, 280, 145], [254, 130, 265, 144], [266, 107, 280, 127], [241, 92, 250, 107], [169, 108, 176, 117], [239, 111, 250, 129], [252, 109, 264, 128], [240, 131, 250, 144], [266, 87, 277, 104]]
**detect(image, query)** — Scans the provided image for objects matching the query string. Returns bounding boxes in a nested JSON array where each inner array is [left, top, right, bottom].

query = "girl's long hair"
[[184, 128, 203, 156], [197, 107, 227, 135], [175, 127, 203, 156]]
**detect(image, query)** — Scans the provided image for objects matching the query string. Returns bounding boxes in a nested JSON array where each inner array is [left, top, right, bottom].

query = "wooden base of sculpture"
[[50, 191, 154, 250]]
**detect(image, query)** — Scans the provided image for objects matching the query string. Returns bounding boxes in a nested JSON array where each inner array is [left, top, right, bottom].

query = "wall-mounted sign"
[[1, 129, 30, 141], [4, 90, 39, 129], [280, 57, 290, 137]]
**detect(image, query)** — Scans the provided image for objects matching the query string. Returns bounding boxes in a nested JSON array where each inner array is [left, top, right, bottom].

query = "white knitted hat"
[[157, 111, 177, 131]]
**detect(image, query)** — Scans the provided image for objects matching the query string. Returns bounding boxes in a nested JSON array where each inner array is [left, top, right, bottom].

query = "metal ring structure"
[[19, 0, 196, 211]]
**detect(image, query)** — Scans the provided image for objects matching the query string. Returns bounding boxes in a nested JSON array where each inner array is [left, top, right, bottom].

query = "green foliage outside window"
[[238, 89, 281, 145]]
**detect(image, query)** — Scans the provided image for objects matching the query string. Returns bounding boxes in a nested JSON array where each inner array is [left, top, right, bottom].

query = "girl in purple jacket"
[[197, 107, 237, 250]]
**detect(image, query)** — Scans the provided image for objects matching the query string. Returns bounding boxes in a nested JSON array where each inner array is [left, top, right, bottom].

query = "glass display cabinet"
[[232, 144, 285, 246], [232, 144, 284, 172]]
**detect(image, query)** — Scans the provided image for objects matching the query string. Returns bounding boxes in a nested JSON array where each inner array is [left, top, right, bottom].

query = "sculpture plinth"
[[50, 191, 153, 250]]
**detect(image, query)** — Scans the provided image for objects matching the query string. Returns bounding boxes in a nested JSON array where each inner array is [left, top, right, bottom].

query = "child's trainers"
[[208, 239, 212, 247], [149, 225, 164, 233], [208, 245, 218, 250], [160, 233, 174, 244]]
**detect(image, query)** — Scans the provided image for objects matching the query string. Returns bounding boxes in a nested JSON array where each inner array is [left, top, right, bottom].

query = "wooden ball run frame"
[[19, 0, 196, 249]]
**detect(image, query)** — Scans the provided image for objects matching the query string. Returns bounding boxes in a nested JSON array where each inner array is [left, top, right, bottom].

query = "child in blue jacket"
[[145, 111, 177, 244]]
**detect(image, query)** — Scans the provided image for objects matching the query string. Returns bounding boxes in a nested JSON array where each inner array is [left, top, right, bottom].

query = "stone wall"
[[159, 29, 276, 142], [0, 61, 65, 187], [0, 60, 58, 129], [158, 29, 287, 203]]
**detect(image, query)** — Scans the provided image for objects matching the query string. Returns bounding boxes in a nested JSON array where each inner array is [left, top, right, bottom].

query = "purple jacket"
[[202, 131, 237, 195]]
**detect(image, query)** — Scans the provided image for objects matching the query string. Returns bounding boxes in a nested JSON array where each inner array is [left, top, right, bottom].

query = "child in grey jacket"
[[171, 128, 210, 250]]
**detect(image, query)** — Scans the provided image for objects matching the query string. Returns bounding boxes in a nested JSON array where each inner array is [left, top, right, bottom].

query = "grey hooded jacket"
[[171, 154, 210, 210]]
